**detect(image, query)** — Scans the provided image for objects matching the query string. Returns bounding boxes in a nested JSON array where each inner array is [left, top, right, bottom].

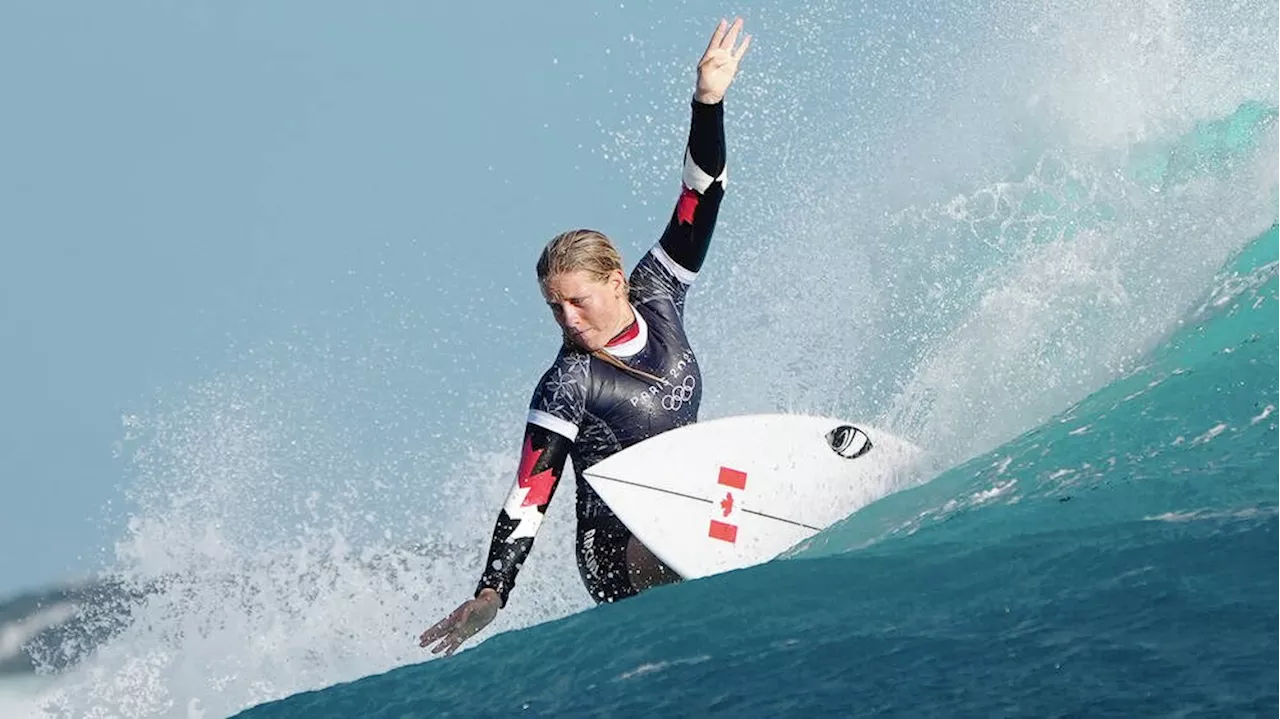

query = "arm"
[[633, 18, 750, 306], [418, 423, 572, 656], [473, 423, 573, 606], [654, 98, 727, 277], [420, 353, 588, 656]]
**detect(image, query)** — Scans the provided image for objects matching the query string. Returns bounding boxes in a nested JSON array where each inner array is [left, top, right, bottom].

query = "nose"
[[555, 303, 586, 331]]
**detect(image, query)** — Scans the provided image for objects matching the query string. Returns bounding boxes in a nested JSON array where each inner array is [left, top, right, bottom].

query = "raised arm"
[[654, 99, 726, 276], [636, 18, 751, 305]]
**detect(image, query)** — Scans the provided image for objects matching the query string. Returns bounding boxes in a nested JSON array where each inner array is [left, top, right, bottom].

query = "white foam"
[[616, 654, 711, 682], [992, 456, 1014, 476], [1191, 423, 1228, 445], [34, 367, 590, 718], [0, 676, 58, 719], [605, 0, 1280, 480], [1144, 506, 1278, 523], [0, 604, 77, 666], [971, 479, 1018, 505]]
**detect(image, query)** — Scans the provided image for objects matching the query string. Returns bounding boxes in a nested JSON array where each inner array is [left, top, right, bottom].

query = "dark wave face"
[[0, 579, 146, 677]]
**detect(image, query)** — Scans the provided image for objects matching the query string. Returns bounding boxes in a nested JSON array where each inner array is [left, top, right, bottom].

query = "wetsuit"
[[474, 98, 727, 607]]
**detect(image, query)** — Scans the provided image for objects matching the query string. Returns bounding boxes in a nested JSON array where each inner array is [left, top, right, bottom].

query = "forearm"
[[473, 423, 572, 607], [657, 99, 727, 274], [686, 98, 725, 182], [474, 513, 534, 608]]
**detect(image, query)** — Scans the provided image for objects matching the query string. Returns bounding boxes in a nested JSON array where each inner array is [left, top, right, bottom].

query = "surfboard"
[[582, 413, 922, 580]]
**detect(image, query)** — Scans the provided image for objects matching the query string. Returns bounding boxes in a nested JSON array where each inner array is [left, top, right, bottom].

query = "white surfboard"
[[582, 414, 922, 580]]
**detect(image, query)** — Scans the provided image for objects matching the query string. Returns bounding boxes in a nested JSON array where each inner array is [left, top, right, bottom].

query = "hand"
[[418, 589, 501, 656], [695, 17, 752, 105]]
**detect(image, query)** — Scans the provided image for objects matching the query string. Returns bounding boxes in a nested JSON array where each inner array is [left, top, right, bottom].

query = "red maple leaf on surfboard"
[[709, 467, 748, 543], [517, 437, 556, 507]]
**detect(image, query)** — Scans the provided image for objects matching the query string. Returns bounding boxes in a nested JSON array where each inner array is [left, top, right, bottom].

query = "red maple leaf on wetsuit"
[[676, 185, 699, 225], [517, 436, 556, 507]]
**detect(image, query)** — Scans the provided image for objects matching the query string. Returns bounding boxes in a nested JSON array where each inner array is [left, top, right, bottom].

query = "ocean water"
[[232, 227, 1278, 719], [3, 1, 1277, 717]]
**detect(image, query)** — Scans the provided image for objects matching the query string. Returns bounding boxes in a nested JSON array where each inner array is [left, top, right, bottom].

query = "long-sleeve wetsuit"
[[475, 98, 727, 606]]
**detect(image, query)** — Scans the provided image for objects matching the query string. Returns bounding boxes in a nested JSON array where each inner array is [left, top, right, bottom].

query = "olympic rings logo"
[[661, 375, 698, 412]]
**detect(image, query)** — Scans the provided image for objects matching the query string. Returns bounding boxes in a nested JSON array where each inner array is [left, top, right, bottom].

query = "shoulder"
[[528, 345, 593, 433], [629, 248, 693, 306], [538, 345, 592, 381], [631, 292, 680, 330], [530, 345, 594, 403]]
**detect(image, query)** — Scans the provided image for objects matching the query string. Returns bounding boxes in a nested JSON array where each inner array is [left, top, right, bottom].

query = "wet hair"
[[536, 229, 625, 287]]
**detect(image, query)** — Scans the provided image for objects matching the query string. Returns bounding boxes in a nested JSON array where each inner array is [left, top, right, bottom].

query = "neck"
[[605, 304, 638, 348]]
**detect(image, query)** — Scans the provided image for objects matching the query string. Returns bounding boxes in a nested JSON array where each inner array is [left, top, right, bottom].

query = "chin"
[[566, 332, 598, 352]]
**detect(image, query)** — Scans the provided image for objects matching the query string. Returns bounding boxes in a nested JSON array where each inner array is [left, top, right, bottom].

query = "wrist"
[[694, 91, 723, 106], [476, 587, 502, 606]]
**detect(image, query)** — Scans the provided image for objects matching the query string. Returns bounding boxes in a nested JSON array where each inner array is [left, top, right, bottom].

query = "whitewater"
[[2, 1, 1276, 717]]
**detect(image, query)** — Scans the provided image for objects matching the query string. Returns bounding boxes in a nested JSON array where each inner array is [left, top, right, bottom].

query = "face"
[[541, 269, 630, 351]]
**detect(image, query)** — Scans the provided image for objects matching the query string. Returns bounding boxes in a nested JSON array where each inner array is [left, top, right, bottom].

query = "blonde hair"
[[536, 229, 625, 286]]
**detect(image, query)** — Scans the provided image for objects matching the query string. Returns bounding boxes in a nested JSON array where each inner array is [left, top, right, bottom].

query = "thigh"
[[575, 513, 638, 604], [624, 534, 681, 592]]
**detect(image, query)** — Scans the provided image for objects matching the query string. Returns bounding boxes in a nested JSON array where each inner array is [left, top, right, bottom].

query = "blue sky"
[[0, 1, 744, 596]]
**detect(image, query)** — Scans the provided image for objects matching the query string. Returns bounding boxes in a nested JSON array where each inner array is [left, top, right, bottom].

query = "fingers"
[[704, 18, 728, 57], [705, 17, 748, 60], [418, 620, 448, 647], [420, 616, 463, 655], [418, 598, 492, 656], [732, 33, 752, 61], [431, 636, 463, 656], [721, 17, 743, 52], [418, 627, 447, 647], [418, 605, 466, 647]]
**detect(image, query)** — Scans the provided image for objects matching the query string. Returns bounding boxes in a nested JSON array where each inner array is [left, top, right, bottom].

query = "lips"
[[567, 328, 592, 349]]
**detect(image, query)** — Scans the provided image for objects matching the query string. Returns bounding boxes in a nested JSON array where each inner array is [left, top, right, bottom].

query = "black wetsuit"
[[474, 98, 727, 607]]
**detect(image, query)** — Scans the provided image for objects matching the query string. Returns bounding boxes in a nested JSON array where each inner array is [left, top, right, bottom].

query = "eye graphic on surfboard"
[[825, 424, 873, 459]]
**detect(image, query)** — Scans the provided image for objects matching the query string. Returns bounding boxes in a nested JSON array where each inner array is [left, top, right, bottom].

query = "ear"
[[609, 268, 627, 295]]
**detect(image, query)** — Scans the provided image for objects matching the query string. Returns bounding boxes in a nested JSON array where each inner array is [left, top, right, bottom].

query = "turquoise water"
[[233, 168, 1278, 717]]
